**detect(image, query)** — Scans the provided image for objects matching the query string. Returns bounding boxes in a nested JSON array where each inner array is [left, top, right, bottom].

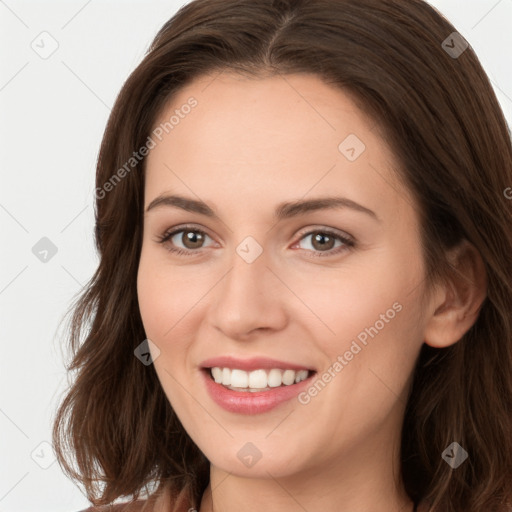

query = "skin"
[[137, 71, 486, 512]]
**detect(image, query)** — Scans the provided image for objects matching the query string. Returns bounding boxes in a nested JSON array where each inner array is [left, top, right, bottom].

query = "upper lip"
[[200, 356, 315, 372]]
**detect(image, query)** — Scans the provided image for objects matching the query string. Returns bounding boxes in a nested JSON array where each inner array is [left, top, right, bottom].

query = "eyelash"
[[155, 224, 355, 258]]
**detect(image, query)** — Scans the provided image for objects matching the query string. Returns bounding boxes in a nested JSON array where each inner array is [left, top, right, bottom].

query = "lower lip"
[[201, 369, 316, 415]]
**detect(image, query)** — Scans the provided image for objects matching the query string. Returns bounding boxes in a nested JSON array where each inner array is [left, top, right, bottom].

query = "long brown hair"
[[52, 1, 512, 510]]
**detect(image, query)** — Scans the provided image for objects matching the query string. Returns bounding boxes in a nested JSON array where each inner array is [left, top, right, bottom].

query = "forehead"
[[144, 72, 413, 220], [151, 71, 375, 156]]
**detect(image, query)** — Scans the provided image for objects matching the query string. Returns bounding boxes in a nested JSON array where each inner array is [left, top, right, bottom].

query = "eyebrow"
[[145, 193, 379, 222]]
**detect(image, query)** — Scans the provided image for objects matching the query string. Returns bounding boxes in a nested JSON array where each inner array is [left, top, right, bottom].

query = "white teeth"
[[249, 369, 267, 388], [282, 369, 296, 385], [211, 367, 222, 383], [230, 369, 248, 388], [209, 367, 310, 390], [267, 368, 282, 387]]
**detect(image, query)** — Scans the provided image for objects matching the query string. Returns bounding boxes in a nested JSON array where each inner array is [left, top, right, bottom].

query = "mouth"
[[200, 365, 317, 414], [201, 366, 317, 392]]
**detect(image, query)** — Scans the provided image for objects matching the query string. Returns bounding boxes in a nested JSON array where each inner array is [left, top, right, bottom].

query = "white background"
[[1, 1, 511, 511]]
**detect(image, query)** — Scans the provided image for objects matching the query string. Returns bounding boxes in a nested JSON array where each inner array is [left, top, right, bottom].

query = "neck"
[[199, 445, 414, 512]]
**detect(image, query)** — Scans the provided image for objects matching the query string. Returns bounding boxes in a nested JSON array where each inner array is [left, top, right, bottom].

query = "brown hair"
[[52, 0, 512, 510]]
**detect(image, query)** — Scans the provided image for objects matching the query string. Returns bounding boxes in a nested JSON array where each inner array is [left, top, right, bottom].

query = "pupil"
[[184, 231, 203, 248], [313, 232, 334, 250]]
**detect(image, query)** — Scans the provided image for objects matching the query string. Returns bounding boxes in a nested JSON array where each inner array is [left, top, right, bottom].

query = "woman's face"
[[137, 72, 431, 480]]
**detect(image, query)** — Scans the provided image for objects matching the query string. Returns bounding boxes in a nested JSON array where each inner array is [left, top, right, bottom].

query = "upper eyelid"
[[159, 225, 214, 242]]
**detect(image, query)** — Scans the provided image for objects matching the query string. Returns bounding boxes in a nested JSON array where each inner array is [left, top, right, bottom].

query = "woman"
[[52, 0, 512, 511]]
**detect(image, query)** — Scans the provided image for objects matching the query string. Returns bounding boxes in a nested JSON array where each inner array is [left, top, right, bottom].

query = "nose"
[[207, 245, 288, 340]]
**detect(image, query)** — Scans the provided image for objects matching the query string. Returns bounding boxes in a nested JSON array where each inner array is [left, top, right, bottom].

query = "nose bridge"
[[209, 237, 286, 336], [221, 240, 270, 308]]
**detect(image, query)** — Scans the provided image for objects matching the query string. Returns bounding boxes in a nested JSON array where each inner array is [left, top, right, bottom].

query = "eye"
[[155, 225, 355, 258], [156, 225, 215, 256], [292, 228, 354, 257]]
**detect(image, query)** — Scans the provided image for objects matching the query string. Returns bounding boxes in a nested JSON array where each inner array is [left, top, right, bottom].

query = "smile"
[[201, 367, 317, 414], [210, 367, 312, 391]]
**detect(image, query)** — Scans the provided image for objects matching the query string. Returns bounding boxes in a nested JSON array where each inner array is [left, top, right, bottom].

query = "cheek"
[[309, 248, 425, 368], [137, 247, 198, 340], [301, 249, 419, 328], [137, 259, 167, 340], [136, 247, 215, 383], [137, 246, 178, 354], [136, 252, 199, 409]]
